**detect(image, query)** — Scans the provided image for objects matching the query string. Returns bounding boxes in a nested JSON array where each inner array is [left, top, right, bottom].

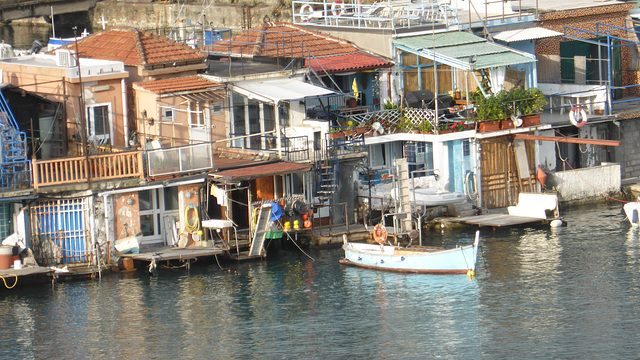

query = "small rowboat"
[[340, 230, 480, 275]]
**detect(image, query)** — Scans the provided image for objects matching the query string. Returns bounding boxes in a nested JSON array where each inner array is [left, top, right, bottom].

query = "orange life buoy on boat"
[[372, 223, 387, 244]]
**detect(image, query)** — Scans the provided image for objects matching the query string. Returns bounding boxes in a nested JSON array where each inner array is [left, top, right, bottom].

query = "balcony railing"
[[147, 143, 214, 178], [32, 151, 144, 189]]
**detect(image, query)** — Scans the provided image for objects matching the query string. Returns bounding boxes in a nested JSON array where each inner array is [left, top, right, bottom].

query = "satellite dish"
[[371, 121, 384, 134]]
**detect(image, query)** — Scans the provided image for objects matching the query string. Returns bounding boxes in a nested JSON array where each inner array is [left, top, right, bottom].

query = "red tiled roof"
[[135, 76, 222, 95], [307, 53, 393, 74], [206, 22, 359, 57], [60, 27, 207, 66]]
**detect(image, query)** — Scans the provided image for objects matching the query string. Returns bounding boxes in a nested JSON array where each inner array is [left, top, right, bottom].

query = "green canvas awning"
[[393, 31, 536, 70]]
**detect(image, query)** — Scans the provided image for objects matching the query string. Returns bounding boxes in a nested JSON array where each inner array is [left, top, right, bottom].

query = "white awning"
[[493, 27, 563, 43], [231, 78, 338, 104]]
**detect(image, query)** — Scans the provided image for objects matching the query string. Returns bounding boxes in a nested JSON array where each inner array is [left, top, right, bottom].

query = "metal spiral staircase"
[[0, 91, 31, 190]]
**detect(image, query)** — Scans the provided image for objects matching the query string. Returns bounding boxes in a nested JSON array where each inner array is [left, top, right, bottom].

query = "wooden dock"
[[0, 266, 54, 290], [449, 213, 549, 228], [121, 246, 226, 262]]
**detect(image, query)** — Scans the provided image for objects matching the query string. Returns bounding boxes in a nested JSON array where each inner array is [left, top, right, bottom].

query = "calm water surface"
[[2, 203, 640, 359]]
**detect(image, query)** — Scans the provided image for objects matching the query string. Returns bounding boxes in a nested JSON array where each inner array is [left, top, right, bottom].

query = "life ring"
[[569, 106, 588, 128], [299, 4, 313, 21], [331, 1, 345, 16], [372, 223, 387, 244]]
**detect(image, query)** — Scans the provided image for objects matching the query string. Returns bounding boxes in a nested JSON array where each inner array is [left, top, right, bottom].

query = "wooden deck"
[[121, 246, 226, 262], [0, 266, 54, 289], [449, 214, 548, 228]]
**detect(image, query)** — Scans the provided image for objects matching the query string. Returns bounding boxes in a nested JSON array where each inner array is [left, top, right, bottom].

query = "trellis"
[[347, 107, 438, 133]]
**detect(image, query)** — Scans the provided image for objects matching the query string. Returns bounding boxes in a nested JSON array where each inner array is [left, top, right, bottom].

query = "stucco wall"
[[546, 163, 620, 203]]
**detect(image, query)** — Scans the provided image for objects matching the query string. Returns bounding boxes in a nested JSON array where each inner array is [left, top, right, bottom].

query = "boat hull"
[[624, 202, 640, 226], [340, 240, 478, 274]]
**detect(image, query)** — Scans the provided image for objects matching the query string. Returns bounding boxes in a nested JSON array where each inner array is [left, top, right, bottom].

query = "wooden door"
[[480, 136, 536, 209]]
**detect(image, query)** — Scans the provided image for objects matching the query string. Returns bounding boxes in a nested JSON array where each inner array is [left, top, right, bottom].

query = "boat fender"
[[569, 106, 587, 127], [372, 223, 387, 244], [467, 269, 475, 279], [299, 4, 313, 21], [331, 1, 345, 16]]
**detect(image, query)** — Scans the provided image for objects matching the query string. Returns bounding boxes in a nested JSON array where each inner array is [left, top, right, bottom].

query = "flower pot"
[[477, 121, 500, 133], [329, 132, 344, 139], [500, 119, 514, 130], [521, 114, 541, 127]]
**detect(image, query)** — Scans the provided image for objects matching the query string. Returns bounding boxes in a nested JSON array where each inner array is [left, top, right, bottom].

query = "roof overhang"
[[209, 161, 311, 182], [493, 27, 563, 43], [393, 31, 536, 71], [231, 78, 339, 105]]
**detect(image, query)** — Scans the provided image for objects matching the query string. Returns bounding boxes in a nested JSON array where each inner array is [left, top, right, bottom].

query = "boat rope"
[[554, 136, 630, 204], [184, 204, 200, 233], [0, 274, 18, 289], [284, 231, 315, 261]]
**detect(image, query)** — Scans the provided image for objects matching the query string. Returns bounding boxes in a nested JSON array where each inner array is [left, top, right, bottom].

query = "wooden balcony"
[[32, 151, 144, 189]]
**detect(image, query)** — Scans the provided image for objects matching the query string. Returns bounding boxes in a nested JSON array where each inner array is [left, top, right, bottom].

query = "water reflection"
[[4, 204, 640, 358]]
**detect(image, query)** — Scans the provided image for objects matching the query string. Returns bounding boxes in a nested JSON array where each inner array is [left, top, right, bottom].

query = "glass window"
[[140, 214, 155, 236], [161, 107, 174, 121], [139, 190, 153, 211], [211, 101, 223, 115], [86, 103, 111, 143], [164, 187, 179, 211]]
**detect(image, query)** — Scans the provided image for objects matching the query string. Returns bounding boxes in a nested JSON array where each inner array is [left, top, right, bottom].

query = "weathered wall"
[[93, 0, 286, 31], [546, 163, 621, 203], [619, 118, 640, 179]]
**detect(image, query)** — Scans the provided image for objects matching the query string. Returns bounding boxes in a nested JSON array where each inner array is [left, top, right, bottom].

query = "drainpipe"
[[122, 78, 129, 147]]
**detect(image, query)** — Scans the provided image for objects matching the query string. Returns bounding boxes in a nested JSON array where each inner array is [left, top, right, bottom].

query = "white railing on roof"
[[147, 143, 213, 177], [292, 0, 459, 30]]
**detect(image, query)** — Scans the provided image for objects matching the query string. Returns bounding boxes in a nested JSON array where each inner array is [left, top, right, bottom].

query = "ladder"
[[393, 158, 413, 233], [249, 203, 272, 257]]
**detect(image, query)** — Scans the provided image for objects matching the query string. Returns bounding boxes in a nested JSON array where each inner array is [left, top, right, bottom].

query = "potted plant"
[[416, 120, 432, 134], [472, 90, 506, 132]]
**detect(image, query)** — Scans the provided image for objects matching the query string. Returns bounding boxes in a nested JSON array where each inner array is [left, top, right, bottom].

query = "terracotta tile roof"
[[134, 76, 222, 95], [206, 22, 359, 58], [59, 27, 207, 66], [307, 53, 393, 74]]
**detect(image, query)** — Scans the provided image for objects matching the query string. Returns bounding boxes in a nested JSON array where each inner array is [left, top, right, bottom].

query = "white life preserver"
[[300, 4, 313, 21], [331, 1, 345, 16], [569, 106, 588, 128]]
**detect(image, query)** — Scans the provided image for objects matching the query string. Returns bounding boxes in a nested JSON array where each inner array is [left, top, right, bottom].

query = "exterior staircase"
[[0, 91, 31, 190]]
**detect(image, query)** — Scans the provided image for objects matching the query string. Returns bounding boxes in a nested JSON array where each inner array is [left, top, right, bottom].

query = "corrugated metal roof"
[[493, 28, 563, 42], [211, 161, 310, 181], [393, 31, 535, 70], [232, 78, 338, 104]]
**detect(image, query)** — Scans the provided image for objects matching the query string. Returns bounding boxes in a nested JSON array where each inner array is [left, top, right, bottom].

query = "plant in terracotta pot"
[[416, 120, 432, 134]]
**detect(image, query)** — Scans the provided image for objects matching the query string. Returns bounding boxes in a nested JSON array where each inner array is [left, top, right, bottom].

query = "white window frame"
[[211, 101, 224, 115], [86, 102, 112, 145], [161, 107, 175, 122]]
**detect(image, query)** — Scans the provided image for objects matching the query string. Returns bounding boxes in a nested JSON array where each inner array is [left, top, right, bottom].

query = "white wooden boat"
[[340, 231, 480, 275]]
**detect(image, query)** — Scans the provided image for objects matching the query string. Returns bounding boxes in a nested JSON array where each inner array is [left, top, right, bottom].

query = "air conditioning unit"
[[56, 49, 77, 68]]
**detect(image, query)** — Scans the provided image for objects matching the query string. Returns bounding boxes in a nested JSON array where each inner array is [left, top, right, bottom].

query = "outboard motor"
[[29, 40, 44, 54]]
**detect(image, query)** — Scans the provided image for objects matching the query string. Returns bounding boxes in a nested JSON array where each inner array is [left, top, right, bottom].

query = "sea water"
[[1, 203, 640, 359]]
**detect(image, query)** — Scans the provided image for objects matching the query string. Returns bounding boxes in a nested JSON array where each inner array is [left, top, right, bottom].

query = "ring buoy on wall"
[[569, 106, 588, 128], [300, 4, 313, 21], [372, 223, 387, 244], [331, 1, 345, 16]]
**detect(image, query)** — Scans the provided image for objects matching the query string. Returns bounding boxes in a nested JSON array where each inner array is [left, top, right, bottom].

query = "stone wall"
[[620, 118, 640, 179]]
